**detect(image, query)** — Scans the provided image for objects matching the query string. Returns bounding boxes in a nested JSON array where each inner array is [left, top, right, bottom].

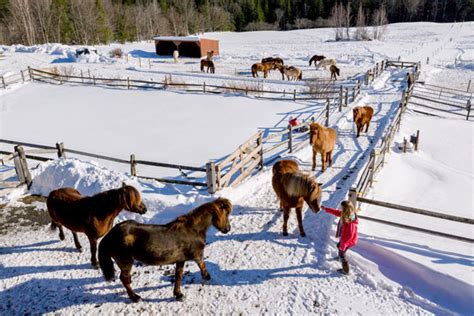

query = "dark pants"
[[337, 242, 349, 262]]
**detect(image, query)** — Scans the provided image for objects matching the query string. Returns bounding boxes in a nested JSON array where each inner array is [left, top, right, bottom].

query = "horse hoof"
[[131, 294, 142, 303], [282, 232, 288, 236], [91, 262, 100, 269], [77, 247, 83, 253], [175, 293, 184, 301], [204, 274, 211, 281], [300, 232, 306, 237]]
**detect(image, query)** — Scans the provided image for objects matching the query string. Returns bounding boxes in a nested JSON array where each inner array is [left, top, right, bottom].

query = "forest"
[[0, 0, 472, 45]]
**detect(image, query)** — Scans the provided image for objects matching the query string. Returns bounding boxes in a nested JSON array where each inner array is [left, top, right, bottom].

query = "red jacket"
[[289, 118, 299, 127], [322, 206, 358, 252]]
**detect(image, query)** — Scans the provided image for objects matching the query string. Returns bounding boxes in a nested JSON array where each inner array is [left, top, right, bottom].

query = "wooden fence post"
[[81, 70, 84, 83], [339, 86, 343, 112], [288, 124, 293, 153], [148, 59, 151, 69], [415, 130, 420, 151], [1, 75, 5, 89], [466, 99, 471, 120], [21, 70, 25, 83], [348, 188, 358, 208], [293, 89, 296, 101], [28, 66, 33, 80], [344, 87, 348, 106], [14, 145, 32, 188], [127, 77, 130, 89], [139, 57, 142, 68], [93, 75, 96, 86], [56, 142, 65, 158], [130, 154, 137, 176], [403, 138, 407, 153], [365, 70, 369, 85], [467, 79, 471, 93], [206, 161, 218, 194], [325, 98, 330, 127], [203, 82, 206, 93], [368, 150, 376, 187], [257, 133, 264, 169], [88, 69, 91, 79]]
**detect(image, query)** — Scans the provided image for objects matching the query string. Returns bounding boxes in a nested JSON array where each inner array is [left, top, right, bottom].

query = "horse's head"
[[211, 197, 232, 234], [309, 122, 321, 145], [120, 185, 147, 215], [353, 107, 360, 122], [306, 181, 322, 213]]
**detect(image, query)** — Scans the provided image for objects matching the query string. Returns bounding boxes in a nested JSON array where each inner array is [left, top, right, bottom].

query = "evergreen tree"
[[51, 0, 73, 43], [95, 0, 113, 44]]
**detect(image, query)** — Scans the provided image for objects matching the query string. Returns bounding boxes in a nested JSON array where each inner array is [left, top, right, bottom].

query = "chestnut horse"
[[200, 59, 215, 73], [47, 185, 147, 268], [262, 57, 284, 66], [309, 123, 337, 172], [330, 65, 340, 80], [251, 62, 276, 78], [272, 160, 322, 237], [309, 55, 326, 66], [353, 106, 374, 137], [98, 198, 232, 302]]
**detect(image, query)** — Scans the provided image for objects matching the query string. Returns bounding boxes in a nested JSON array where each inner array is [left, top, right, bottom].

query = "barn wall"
[[200, 39, 220, 57]]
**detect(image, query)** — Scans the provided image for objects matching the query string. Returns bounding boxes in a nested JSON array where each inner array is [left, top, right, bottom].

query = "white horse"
[[316, 59, 336, 69], [283, 66, 302, 81]]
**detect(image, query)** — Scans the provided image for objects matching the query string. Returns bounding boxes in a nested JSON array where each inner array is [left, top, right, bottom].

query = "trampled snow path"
[[1, 68, 450, 314]]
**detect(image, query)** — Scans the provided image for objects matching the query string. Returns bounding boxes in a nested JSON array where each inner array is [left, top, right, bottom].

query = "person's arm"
[[321, 206, 341, 217]]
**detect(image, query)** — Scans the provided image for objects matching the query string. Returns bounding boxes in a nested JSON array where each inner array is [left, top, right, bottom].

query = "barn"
[[153, 36, 220, 58]]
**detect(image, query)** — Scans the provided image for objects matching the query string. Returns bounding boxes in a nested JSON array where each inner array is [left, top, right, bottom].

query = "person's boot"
[[338, 260, 350, 275]]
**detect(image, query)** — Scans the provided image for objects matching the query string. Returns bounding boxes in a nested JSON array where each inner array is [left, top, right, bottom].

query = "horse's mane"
[[166, 202, 214, 230], [283, 172, 318, 197]]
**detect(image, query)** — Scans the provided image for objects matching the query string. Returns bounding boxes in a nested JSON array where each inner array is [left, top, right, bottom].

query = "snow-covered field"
[[0, 22, 473, 315]]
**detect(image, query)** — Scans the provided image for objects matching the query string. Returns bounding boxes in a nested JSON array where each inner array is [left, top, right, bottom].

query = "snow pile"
[[75, 52, 115, 64], [30, 158, 136, 197]]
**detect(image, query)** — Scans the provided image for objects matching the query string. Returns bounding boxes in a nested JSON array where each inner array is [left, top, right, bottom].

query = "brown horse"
[[251, 62, 276, 78], [98, 198, 232, 302], [200, 59, 215, 73], [330, 65, 340, 80], [309, 123, 337, 172], [353, 106, 374, 137], [309, 55, 326, 66], [47, 185, 147, 268], [272, 160, 322, 237]]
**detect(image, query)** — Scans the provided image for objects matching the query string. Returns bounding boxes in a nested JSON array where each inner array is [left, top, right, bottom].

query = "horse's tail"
[[98, 233, 116, 282], [251, 65, 256, 77], [309, 57, 313, 66], [298, 71, 302, 80]]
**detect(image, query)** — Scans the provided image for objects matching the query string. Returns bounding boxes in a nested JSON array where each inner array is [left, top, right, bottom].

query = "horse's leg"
[[72, 232, 82, 252], [58, 225, 65, 241], [327, 150, 333, 167], [87, 236, 99, 268], [117, 259, 141, 302], [312, 149, 317, 171], [365, 121, 370, 133], [282, 207, 290, 236], [174, 261, 185, 301], [295, 205, 306, 237], [321, 151, 326, 172], [195, 257, 211, 281]]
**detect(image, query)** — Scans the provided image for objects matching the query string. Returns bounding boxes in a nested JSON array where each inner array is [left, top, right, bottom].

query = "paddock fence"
[[1, 70, 32, 88], [346, 64, 473, 242]]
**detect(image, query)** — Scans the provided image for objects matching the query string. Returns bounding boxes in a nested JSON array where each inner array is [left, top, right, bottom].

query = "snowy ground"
[[1, 22, 473, 315]]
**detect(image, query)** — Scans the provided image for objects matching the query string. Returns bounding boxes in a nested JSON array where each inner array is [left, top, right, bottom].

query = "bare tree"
[[329, 2, 345, 41], [372, 4, 388, 40], [7, 0, 37, 45], [355, 1, 369, 40], [344, 2, 352, 40], [402, 0, 423, 21], [31, 0, 53, 44]]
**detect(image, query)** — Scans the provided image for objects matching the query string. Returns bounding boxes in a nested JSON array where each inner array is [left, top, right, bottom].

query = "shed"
[[153, 36, 219, 58]]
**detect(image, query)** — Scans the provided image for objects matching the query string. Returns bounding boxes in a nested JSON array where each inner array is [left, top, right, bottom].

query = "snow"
[[1, 21, 473, 315]]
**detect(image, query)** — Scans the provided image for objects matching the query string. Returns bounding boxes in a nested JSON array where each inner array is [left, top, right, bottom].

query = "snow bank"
[[30, 158, 136, 197]]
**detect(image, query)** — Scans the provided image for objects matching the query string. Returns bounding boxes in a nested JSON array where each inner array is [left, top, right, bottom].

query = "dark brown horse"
[[47, 185, 147, 268], [98, 197, 232, 302], [330, 65, 340, 80], [200, 59, 215, 73], [272, 160, 322, 237], [309, 55, 326, 66], [262, 57, 284, 66]]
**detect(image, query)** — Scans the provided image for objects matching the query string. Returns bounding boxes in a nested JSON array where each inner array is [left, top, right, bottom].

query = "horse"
[[309, 55, 326, 66], [272, 160, 322, 237], [330, 65, 340, 80], [200, 59, 215, 73], [353, 106, 374, 137], [316, 59, 336, 69], [251, 62, 276, 78], [206, 50, 214, 61], [173, 50, 179, 63], [98, 197, 232, 302], [283, 66, 302, 81], [262, 57, 284, 66], [47, 184, 147, 268], [309, 123, 337, 172]]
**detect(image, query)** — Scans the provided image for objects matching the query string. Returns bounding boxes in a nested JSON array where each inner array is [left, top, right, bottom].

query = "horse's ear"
[[318, 182, 324, 187], [122, 182, 127, 188]]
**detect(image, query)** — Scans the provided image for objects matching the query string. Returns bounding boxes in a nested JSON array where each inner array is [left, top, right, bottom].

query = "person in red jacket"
[[322, 200, 358, 275]]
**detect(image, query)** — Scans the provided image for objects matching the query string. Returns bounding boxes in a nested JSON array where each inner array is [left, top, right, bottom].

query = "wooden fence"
[[409, 83, 472, 120], [1, 70, 32, 88], [346, 65, 473, 242], [27, 67, 362, 103]]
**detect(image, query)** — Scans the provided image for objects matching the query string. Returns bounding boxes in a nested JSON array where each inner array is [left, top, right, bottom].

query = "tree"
[[51, 0, 73, 43], [355, 1, 369, 40], [372, 3, 388, 40], [329, 2, 345, 41], [95, 0, 113, 43]]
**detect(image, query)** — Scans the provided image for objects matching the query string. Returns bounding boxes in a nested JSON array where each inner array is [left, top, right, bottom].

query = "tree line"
[[0, 0, 472, 45]]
